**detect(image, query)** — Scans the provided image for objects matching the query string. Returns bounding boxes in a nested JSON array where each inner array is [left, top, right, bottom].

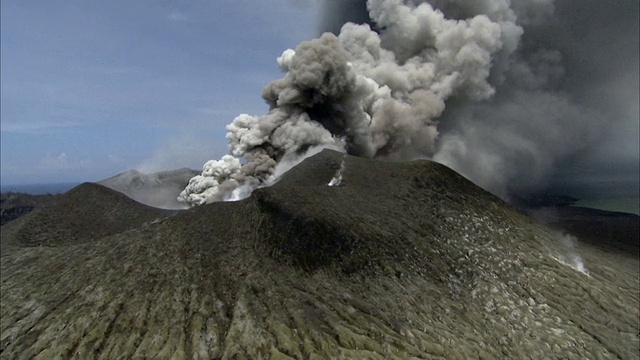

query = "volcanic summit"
[[1, 150, 637, 359]]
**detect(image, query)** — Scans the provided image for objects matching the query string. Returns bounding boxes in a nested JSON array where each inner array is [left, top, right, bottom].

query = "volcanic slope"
[[1, 183, 173, 250], [0, 192, 58, 226], [1, 150, 638, 359], [98, 168, 200, 210]]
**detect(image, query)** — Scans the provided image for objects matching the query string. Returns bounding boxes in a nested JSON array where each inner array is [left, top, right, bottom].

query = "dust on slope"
[[0, 150, 638, 359], [98, 168, 200, 210]]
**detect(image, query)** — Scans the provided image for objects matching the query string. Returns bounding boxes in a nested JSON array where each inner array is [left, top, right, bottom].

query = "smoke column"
[[328, 156, 346, 187], [180, 0, 639, 205], [557, 233, 587, 274]]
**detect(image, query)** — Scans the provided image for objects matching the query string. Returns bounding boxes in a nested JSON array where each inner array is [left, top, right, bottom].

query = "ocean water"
[[0, 182, 81, 195], [575, 197, 640, 216]]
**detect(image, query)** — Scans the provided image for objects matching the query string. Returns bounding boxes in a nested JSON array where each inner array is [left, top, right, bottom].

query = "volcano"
[[1, 150, 638, 358], [98, 168, 200, 210]]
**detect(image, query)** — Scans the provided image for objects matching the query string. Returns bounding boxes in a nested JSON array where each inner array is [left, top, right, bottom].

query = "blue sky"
[[1, 1, 321, 185]]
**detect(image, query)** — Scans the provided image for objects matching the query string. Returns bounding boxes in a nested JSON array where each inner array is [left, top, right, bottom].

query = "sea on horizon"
[[0, 182, 81, 195], [575, 197, 640, 216]]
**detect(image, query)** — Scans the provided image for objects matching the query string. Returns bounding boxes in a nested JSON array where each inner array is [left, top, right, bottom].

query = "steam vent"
[[1, 150, 638, 358]]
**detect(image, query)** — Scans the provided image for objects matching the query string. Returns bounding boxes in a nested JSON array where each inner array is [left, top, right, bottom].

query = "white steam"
[[180, 155, 243, 205], [328, 157, 346, 187], [556, 233, 588, 274]]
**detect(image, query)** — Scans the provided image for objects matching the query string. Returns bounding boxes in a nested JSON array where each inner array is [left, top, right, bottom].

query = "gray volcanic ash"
[[180, 0, 639, 205], [98, 168, 199, 210]]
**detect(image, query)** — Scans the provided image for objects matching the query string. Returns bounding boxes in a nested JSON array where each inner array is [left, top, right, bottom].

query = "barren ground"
[[1, 150, 638, 359]]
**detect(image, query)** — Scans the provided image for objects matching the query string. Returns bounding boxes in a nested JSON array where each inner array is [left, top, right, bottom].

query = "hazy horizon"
[[1, 165, 638, 216]]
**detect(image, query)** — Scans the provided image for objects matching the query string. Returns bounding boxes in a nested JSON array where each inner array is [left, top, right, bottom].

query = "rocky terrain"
[[1, 150, 638, 359], [0, 193, 58, 226]]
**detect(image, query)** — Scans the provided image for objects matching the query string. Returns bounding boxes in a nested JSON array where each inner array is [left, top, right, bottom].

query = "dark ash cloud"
[[180, 0, 639, 205]]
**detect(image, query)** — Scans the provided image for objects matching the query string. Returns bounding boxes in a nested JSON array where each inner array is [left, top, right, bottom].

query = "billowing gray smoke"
[[180, 0, 639, 205], [431, 0, 639, 197]]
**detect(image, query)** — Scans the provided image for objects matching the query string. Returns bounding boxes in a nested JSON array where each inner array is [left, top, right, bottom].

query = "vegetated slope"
[[0, 193, 59, 226], [6, 183, 173, 248], [0, 150, 638, 359], [98, 168, 200, 209]]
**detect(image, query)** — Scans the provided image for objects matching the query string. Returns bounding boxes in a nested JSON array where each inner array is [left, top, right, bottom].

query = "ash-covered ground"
[[1, 150, 637, 359]]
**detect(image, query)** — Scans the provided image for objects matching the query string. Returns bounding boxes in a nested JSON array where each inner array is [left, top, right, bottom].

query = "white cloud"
[[1, 121, 82, 134], [26, 152, 130, 183], [38, 152, 92, 172], [168, 11, 189, 22], [107, 154, 125, 165]]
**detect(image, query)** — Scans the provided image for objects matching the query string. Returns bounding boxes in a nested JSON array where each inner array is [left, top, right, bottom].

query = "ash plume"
[[180, 0, 639, 205], [432, 0, 639, 197]]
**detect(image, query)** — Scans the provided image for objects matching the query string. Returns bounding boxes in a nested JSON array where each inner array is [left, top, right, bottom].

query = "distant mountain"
[[98, 168, 200, 209], [0, 168, 198, 226], [2, 183, 173, 249], [1, 150, 638, 358]]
